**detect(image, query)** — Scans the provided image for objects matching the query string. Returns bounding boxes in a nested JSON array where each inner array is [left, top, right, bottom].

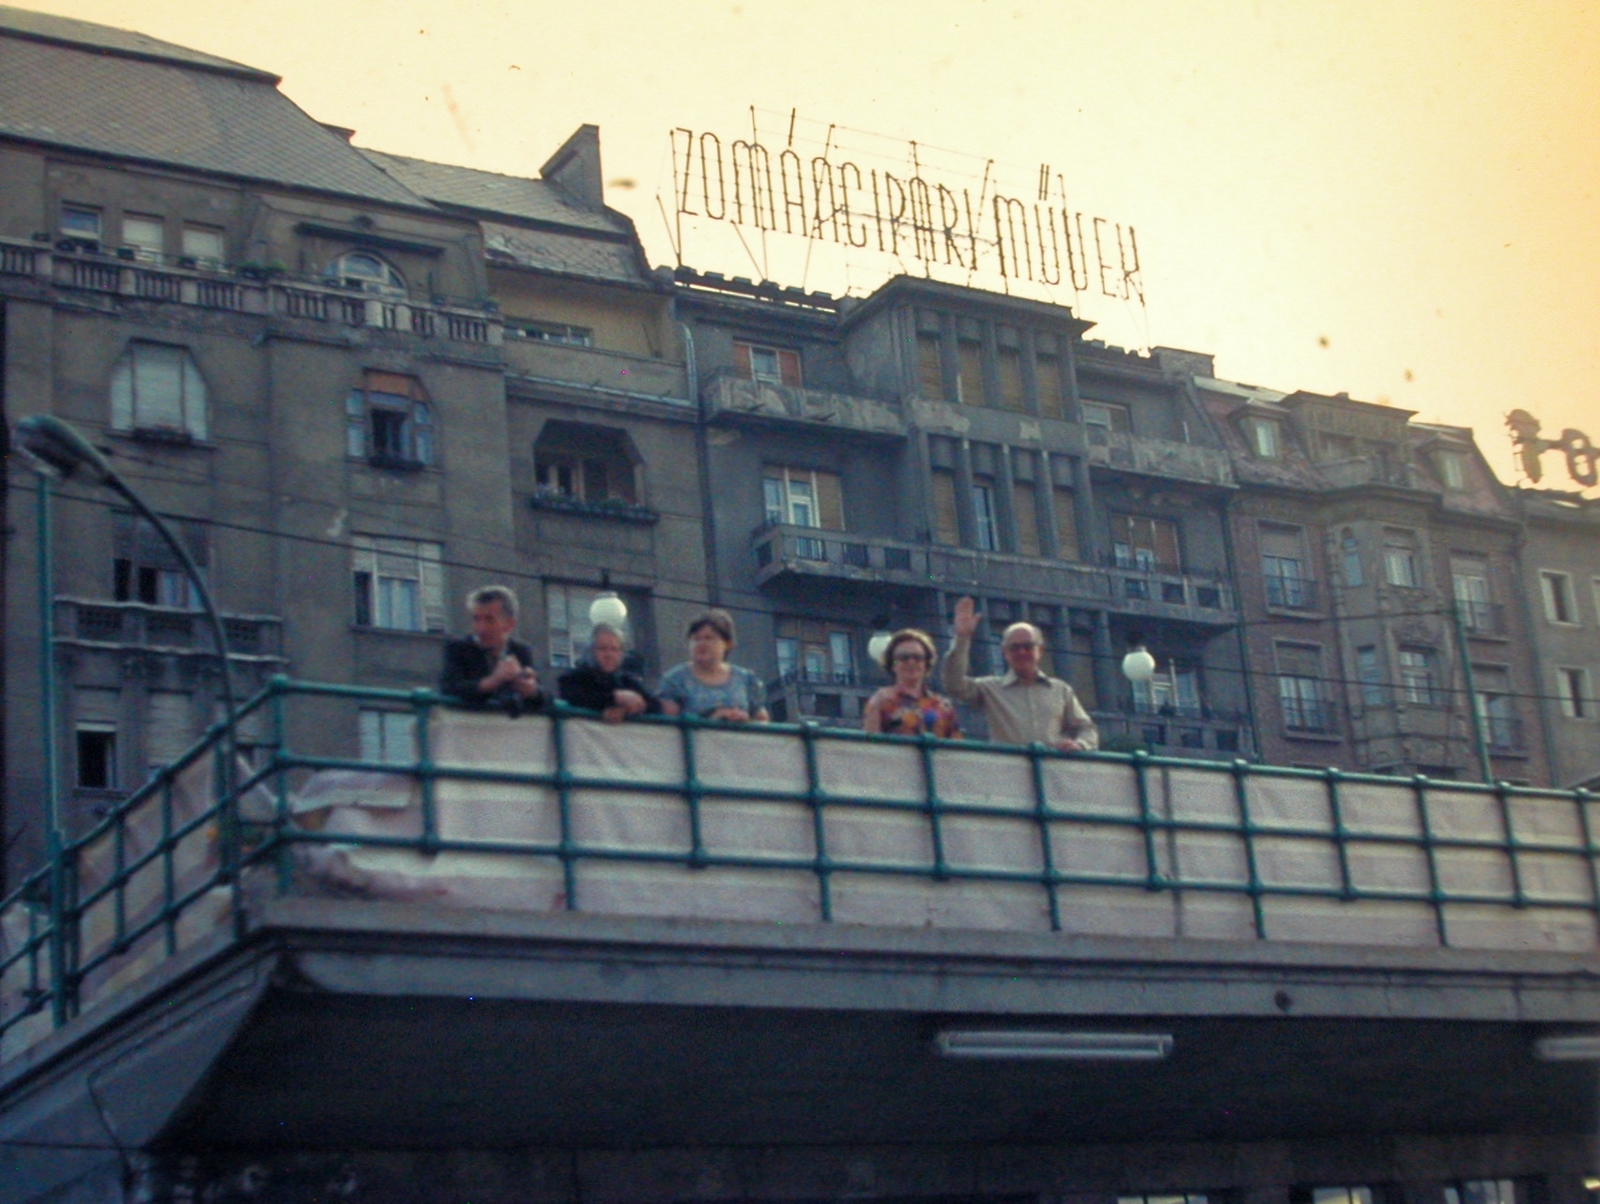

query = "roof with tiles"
[[359, 149, 630, 236], [0, 7, 432, 209]]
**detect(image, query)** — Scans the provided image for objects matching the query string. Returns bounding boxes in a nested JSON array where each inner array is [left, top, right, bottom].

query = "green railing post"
[[551, 704, 578, 909], [1574, 787, 1599, 926], [799, 722, 832, 921], [1413, 774, 1448, 946], [919, 732, 948, 881], [36, 477, 68, 1028], [1326, 767, 1355, 901], [1131, 750, 1164, 892], [1028, 745, 1061, 931], [680, 716, 707, 870], [413, 689, 439, 856], [1450, 598, 1493, 784], [269, 677, 294, 895], [1231, 759, 1266, 939], [1497, 779, 1525, 909]]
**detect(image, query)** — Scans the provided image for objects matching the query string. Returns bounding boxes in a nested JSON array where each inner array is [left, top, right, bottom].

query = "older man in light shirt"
[[941, 596, 1098, 751]]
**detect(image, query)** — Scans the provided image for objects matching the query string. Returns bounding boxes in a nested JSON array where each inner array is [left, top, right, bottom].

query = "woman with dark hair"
[[657, 609, 769, 722], [862, 628, 961, 738], [557, 623, 660, 723]]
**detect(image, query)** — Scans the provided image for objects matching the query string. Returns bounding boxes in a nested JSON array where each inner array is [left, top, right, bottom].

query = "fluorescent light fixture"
[[1535, 1033, 1600, 1061], [935, 1029, 1173, 1061]]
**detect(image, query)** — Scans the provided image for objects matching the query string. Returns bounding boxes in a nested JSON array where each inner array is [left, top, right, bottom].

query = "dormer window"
[[326, 251, 406, 297], [1435, 448, 1466, 489], [735, 341, 800, 386], [1244, 415, 1281, 458]]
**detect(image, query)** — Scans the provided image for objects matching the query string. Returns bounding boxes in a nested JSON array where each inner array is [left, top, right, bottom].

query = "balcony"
[[1317, 455, 1428, 491], [527, 488, 660, 525], [1282, 698, 1340, 736], [1105, 555, 1236, 621], [1086, 430, 1235, 487], [752, 523, 933, 589], [0, 237, 497, 347], [502, 336, 688, 404], [1459, 599, 1508, 637], [702, 371, 903, 437], [54, 597, 284, 661], [1264, 573, 1319, 611], [1095, 708, 1245, 759]]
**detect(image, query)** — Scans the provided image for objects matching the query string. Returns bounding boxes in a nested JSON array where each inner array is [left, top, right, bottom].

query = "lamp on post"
[[587, 590, 629, 630], [1121, 644, 1157, 684]]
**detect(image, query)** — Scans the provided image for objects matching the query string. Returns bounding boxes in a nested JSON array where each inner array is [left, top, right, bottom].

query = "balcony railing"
[[5, 678, 1596, 1061], [0, 238, 498, 346], [753, 523, 932, 583], [54, 597, 284, 659], [1459, 599, 1507, 636], [1264, 573, 1318, 610], [1282, 698, 1339, 734], [1085, 430, 1235, 487], [701, 371, 903, 436]]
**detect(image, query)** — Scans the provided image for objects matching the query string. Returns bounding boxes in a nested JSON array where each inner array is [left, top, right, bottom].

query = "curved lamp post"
[[17, 414, 240, 779]]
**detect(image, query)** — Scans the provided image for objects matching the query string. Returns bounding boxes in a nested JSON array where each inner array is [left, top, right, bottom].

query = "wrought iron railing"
[[4, 677, 1598, 1058]]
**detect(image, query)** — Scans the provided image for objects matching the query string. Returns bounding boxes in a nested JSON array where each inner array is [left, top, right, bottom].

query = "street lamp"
[[1121, 644, 1157, 683], [587, 590, 629, 629]]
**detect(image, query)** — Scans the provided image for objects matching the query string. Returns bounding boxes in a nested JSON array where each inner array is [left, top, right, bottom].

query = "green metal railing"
[[3, 676, 1598, 1051]]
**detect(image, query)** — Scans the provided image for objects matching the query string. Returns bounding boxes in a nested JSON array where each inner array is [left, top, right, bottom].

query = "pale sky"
[[28, 0, 1600, 491]]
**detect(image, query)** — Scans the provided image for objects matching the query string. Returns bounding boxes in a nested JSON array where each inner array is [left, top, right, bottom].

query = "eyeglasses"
[[892, 651, 930, 662], [1002, 642, 1040, 653]]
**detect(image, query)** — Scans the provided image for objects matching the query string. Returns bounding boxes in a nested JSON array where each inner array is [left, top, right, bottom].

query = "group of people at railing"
[[438, 587, 1098, 751]]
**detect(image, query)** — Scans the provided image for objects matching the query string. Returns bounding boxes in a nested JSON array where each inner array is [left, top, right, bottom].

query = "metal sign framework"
[[664, 113, 1145, 306]]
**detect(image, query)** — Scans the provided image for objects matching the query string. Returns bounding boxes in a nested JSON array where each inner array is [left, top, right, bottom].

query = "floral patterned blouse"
[[870, 686, 962, 739]]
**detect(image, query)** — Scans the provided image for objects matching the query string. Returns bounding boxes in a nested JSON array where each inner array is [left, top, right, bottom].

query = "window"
[[776, 618, 855, 683], [1277, 644, 1333, 733], [1398, 647, 1437, 705], [915, 331, 945, 399], [1435, 448, 1466, 489], [995, 332, 1024, 411], [1013, 481, 1041, 557], [326, 251, 406, 296], [122, 213, 164, 261], [1119, 1195, 1210, 1204], [1473, 667, 1518, 750], [1319, 432, 1357, 460], [763, 465, 842, 530], [535, 422, 637, 504], [181, 224, 225, 268], [1357, 646, 1386, 707], [351, 535, 444, 633], [76, 727, 118, 790], [1084, 400, 1132, 445], [972, 483, 1000, 551], [347, 371, 434, 468], [1310, 1190, 1373, 1204], [145, 691, 199, 775], [359, 709, 417, 766], [1112, 514, 1181, 572], [930, 468, 960, 546], [1541, 570, 1578, 624], [1452, 557, 1496, 632], [1053, 486, 1080, 560], [956, 338, 985, 406], [110, 343, 209, 440], [1035, 350, 1064, 420], [1340, 528, 1364, 587], [734, 341, 800, 386], [60, 203, 101, 241], [1260, 523, 1312, 608], [512, 321, 593, 346], [1382, 529, 1419, 588], [547, 583, 636, 669], [1443, 1182, 1515, 1204], [1558, 667, 1592, 719], [113, 514, 206, 610], [1131, 661, 1201, 716], [1246, 415, 1281, 458]]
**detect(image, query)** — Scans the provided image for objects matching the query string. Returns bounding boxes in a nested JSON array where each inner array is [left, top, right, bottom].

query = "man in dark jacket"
[[439, 585, 544, 714], [557, 623, 660, 723]]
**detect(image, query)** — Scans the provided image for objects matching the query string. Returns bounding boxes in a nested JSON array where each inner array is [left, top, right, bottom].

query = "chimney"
[[540, 124, 604, 211]]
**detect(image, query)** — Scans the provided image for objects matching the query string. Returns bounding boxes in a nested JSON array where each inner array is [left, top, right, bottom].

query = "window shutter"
[[931, 470, 960, 545], [1013, 483, 1041, 556], [418, 543, 446, 632], [1275, 644, 1322, 678], [1036, 356, 1063, 420], [1153, 519, 1181, 572], [815, 470, 844, 531], [182, 356, 209, 440], [733, 343, 752, 380], [917, 335, 944, 399], [1052, 489, 1080, 560], [778, 349, 802, 387], [957, 342, 984, 406], [139, 346, 185, 430], [146, 691, 197, 768], [351, 536, 377, 623], [110, 359, 134, 430], [997, 349, 1024, 411], [1258, 524, 1305, 560]]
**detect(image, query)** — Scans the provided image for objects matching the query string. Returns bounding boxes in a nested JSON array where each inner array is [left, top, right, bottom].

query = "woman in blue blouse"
[[657, 609, 770, 722]]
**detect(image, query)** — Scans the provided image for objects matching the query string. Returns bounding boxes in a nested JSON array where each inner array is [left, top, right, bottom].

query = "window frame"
[[75, 725, 119, 791], [326, 250, 406, 297], [1557, 666, 1592, 720], [1397, 646, 1438, 706], [60, 203, 102, 243], [1541, 569, 1579, 625], [346, 372, 435, 470], [180, 223, 226, 269], [1382, 529, 1420, 589], [546, 582, 639, 669], [110, 342, 210, 442], [763, 465, 842, 531], [359, 708, 418, 767], [121, 212, 165, 262], [351, 535, 445, 634], [734, 340, 801, 386]]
